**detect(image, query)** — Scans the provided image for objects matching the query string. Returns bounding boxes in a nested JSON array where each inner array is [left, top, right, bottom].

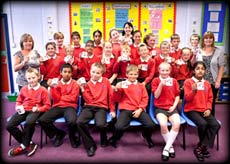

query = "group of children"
[[7, 26, 221, 162]]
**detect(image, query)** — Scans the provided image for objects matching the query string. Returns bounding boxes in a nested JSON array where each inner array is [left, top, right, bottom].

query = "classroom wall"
[[2, 1, 229, 93]]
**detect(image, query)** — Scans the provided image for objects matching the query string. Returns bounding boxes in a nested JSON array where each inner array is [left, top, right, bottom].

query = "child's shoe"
[[8, 145, 26, 157]]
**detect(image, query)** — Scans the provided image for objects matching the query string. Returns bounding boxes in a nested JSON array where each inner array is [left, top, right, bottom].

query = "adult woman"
[[121, 22, 134, 45], [13, 33, 41, 91], [197, 31, 226, 116]]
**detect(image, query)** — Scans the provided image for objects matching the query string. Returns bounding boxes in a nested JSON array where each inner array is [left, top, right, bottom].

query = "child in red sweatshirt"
[[7, 67, 50, 157], [183, 61, 220, 162], [77, 62, 116, 157], [38, 63, 81, 148], [151, 62, 181, 161], [108, 64, 155, 149], [174, 47, 193, 98], [40, 41, 64, 88]]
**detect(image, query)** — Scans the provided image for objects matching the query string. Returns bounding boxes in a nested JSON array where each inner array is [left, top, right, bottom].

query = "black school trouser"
[[112, 109, 155, 141], [6, 111, 42, 147], [77, 106, 107, 150], [38, 106, 78, 140], [186, 111, 220, 148]]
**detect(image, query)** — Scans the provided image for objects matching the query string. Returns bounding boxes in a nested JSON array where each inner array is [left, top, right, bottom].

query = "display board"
[[202, 2, 227, 45], [140, 2, 175, 45], [70, 1, 175, 45], [70, 2, 104, 43], [105, 2, 140, 40]]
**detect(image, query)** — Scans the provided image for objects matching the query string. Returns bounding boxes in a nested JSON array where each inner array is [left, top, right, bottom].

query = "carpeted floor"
[[1, 98, 229, 163]]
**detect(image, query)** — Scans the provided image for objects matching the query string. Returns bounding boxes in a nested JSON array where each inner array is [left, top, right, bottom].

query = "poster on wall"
[[70, 1, 175, 45], [202, 2, 227, 45], [140, 2, 175, 46], [70, 2, 104, 43], [104, 2, 139, 40]]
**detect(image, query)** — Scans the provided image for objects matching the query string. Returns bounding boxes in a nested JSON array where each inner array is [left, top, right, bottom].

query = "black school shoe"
[[100, 140, 108, 147], [87, 145, 97, 157], [194, 146, 205, 162], [146, 138, 155, 148], [70, 137, 81, 148], [107, 137, 117, 148], [169, 146, 175, 158], [161, 149, 169, 161], [53, 130, 66, 147], [200, 144, 210, 158]]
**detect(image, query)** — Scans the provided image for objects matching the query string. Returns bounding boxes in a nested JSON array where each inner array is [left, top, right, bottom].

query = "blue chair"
[[148, 93, 186, 150], [180, 98, 221, 150]]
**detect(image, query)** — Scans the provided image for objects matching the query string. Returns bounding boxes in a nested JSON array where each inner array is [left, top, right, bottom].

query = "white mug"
[[121, 81, 128, 88], [79, 77, 86, 85], [51, 78, 59, 86], [16, 105, 25, 115], [197, 81, 204, 90]]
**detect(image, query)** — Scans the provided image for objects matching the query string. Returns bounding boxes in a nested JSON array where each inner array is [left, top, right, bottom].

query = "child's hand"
[[117, 56, 122, 62], [137, 64, 142, 70], [68, 57, 74, 65], [110, 111, 116, 118], [203, 109, 211, 117], [141, 81, 146, 86], [171, 57, 176, 63], [101, 57, 105, 64], [47, 79, 52, 86], [50, 78, 59, 87], [175, 59, 182, 66], [15, 105, 25, 114], [160, 80, 166, 86], [109, 78, 114, 84], [115, 82, 122, 89], [32, 105, 39, 112], [168, 106, 176, 113], [72, 65, 78, 70], [192, 82, 197, 91], [112, 85, 118, 92], [132, 108, 142, 118], [77, 77, 86, 88]]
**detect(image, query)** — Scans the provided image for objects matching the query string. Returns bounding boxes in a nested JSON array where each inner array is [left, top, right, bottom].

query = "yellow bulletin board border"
[[69, 1, 105, 43], [69, 1, 176, 45]]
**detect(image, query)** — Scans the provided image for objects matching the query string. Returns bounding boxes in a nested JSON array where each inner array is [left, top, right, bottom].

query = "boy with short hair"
[[108, 64, 155, 148], [77, 40, 101, 81], [53, 32, 66, 58], [170, 33, 181, 60], [7, 67, 50, 157], [38, 63, 81, 148], [77, 62, 116, 157]]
